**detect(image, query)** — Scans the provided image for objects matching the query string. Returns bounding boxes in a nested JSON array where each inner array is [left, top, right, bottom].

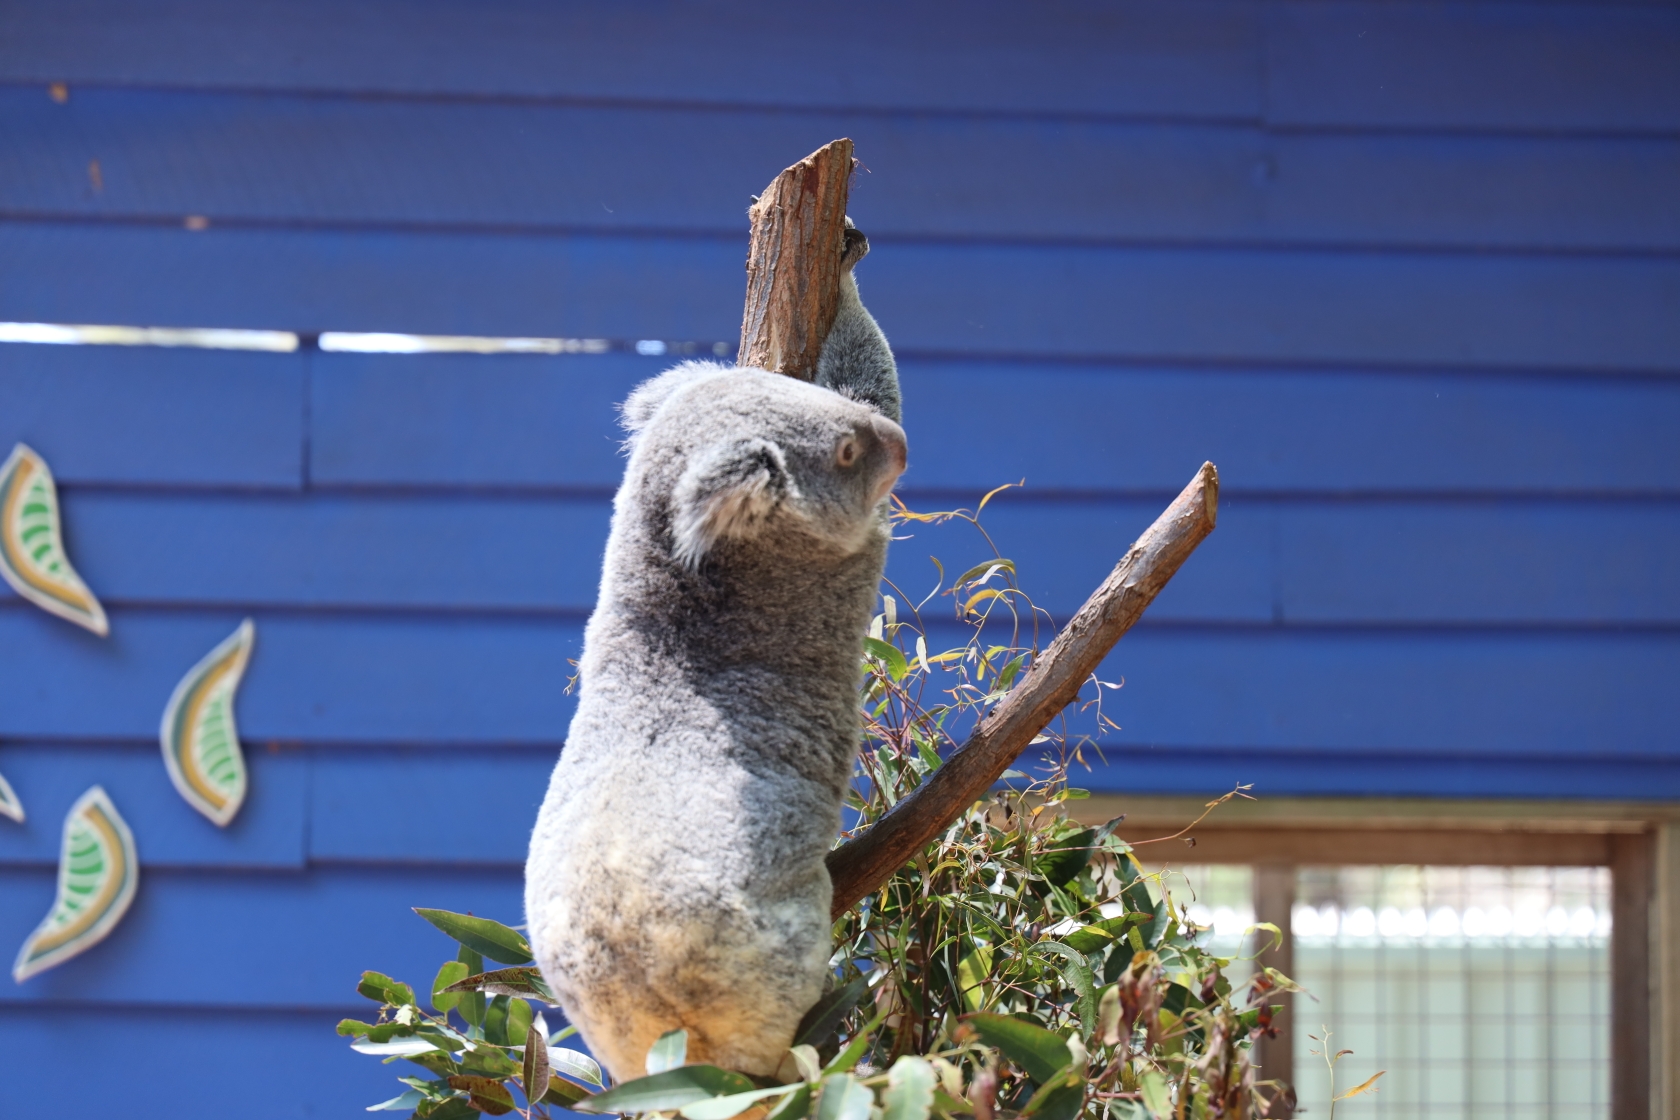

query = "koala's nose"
[[870, 414, 908, 479]]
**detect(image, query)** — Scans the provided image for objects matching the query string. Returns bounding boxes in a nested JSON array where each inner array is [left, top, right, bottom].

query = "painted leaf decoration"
[[0, 443, 108, 636], [160, 619, 255, 826], [13, 785, 139, 982], [0, 769, 23, 823]]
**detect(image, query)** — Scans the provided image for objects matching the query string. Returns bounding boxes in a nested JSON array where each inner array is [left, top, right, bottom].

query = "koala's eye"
[[836, 437, 860, 468]]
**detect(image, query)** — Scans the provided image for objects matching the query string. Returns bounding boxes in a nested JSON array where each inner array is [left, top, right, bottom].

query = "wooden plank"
[[0, 864, 524, 1007], [1251, 863, 1295, 1118], [1, 609, 1676, 775], [0, 344, 304, 488], [1657, 824, 1680, 1120], [0, 607, 583, 744], [1272, 502, 1680, 625], [309, 748, 555, 865], [1062, 627, 1680, 756], [1151, 829, 1615, 867], [0, 1006, 419, 1119], [7, 86, 1676, 250], [61, 490, 614, 611], [309, 350, 661, 489], [315, 355, 1680, 495], [1611, 832, 1655, 1120], [1076, 795, 1680, 834], [7, 223, 1677, 371], [1268, 1, 1680, 134], [1060, 745, 1680, 802], [0, 742, 305, 868], [309, 754, 1680, 868], [0, 0, 1261, 118]]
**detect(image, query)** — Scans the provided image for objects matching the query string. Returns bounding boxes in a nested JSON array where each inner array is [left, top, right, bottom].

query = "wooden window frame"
[[1074, 797, 1680, 1120]]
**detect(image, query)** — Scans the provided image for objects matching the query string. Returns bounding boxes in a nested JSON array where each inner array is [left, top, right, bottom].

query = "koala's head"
[[621, 362, 908, 570]]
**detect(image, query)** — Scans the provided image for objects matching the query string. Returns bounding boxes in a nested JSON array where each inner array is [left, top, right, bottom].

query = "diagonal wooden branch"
[[738, 139, 855, 379], [826, 462, 1220, 917]]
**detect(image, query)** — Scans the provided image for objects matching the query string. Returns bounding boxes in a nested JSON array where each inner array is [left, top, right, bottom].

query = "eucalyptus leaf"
[[815, 1074, 873, 1120], [446, 1075, 516, 1116], [863, 637, 909, 682], [572, 1066, 755, 1113], [483, 994, 510, 1045], [442, 966, 556, 1004], [793, 977, 869, 1050], [357, 971, 416, 1008], [541, 1077, 596, 1108], [767, 1082, 813, 1120], [414, 908, 534, 965], [882, 1056, 936, 1120], [681, 1084, 801, 1120], [647, 1028, 689, 1075], [522, 1022, 551, 1105], [1035, 829, 1096, 888], [1139, 1071, 1172, 1119], [431, 961, 469, 1013], [351, 1037, 440, 1058], [549, 1046, 604, 1088], [1031, 940, 1099, 1032], [365, 1088, 425, 1112], [961, 1013, 1072, 1085]]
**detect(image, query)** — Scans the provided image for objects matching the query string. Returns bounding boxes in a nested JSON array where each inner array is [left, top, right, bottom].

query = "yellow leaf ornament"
[[160, 619, 255, 827], [13, 785, 139, 982], [0, 770, 22, 823], [0, 443, 108, 635]]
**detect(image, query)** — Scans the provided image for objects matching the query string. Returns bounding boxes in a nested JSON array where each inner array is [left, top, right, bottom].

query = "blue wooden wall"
[[0, 1, 1675, 1114]]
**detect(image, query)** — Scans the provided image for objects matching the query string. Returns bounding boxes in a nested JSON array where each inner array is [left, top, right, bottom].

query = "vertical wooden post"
[[738, 139, 855, 379], [1656, 823, 1680, 1120], [1253, 864, 1297, 1118], [1611, 831, 1654, 1120]]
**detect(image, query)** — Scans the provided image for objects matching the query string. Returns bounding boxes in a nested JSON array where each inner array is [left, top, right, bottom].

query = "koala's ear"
[[620, 361, 732, 442], [671, 437, 792, 569]]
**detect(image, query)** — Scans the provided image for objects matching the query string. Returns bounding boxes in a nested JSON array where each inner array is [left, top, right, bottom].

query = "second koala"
[[525, 227, 905, 1080]]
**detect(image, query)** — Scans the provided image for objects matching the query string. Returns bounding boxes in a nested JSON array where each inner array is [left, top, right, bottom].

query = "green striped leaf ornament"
[[160, 619, 255, 827], [13, 785, 139, 982], [0, 770, 22, 824], [0, 443, 108, 636]]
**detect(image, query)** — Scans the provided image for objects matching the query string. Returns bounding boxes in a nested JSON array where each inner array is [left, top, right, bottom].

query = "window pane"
[[1291, 866, 1610, 1120]]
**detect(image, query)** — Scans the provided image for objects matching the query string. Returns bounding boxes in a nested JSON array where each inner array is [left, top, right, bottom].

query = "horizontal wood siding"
[[0, 1, 1674, 1114]]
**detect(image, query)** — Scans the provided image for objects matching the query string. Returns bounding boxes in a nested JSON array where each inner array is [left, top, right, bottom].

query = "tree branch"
[[826, 462, 1221, 917], [738, 139, 855, 379]]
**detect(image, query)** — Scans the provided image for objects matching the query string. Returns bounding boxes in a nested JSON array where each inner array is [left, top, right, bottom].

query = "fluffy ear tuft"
[[671, 438, 792, 569], [619, 361, 733, 446]]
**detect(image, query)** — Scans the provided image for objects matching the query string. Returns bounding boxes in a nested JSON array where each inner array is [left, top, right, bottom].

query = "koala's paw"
[[841, 217, 870, 272]]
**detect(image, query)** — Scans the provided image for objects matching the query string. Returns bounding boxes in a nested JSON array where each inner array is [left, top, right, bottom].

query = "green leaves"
[[961, 1014, 1072, 1085], [413, 908, 534, 964], [442, 965, 556, 1004], [793, 977, 869, 1049], [1035, 828, 1097, 888], [573, 1066, 755, 1114], [521, 1022, 550, 1105], [548, 1046, 604, 1089], [357, 971, 415, 1008], [881, 1056, 936, 1120], [815, 1074, 873, 1120], [431, 961, 469, 1013], [863, 637, 909, 681], [646, 1028, 689, 1075], [681, 1084, 802, 1120], [446, 1075, 516, 1116]]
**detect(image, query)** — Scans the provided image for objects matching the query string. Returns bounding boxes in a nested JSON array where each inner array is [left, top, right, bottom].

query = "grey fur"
[[525, 244, 905, 1081]]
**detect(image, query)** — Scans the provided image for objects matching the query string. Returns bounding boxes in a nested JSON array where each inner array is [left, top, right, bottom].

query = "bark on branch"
[[826, 463, 1221, 917], [738, 139, 855, 378]]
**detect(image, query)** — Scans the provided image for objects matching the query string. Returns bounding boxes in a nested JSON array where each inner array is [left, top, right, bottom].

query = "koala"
[[525, 224, 905, 1082]]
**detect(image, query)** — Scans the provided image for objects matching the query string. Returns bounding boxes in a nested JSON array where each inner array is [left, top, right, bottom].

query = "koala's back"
[[525, 364, 904, 1081]]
